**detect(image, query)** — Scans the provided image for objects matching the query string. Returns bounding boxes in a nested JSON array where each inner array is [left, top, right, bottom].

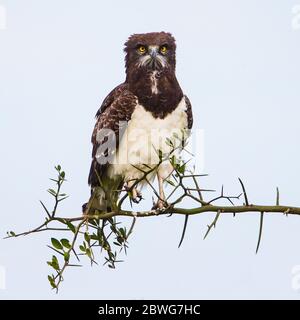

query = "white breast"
[[108, 97, 188, 182]]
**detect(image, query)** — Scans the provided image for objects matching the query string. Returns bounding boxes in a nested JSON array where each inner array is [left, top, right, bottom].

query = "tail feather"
[[84, 177, 124, 213]]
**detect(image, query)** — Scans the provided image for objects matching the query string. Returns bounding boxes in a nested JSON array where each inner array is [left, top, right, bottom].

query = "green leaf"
[[47, 275, 56, 289], [79, 245, 86, 252], [165, 138, 174, 147], [66, 221, 76, 233], [56, 165, 61, 171], [60, 171, 65, 179], [51, 238, 63, 250], [116, 236, 124, 244], [166, 179, 175, 187], [48, 189, 57, 196], [61, 239, 71, 249], [170, 155, 177, 167], [172, 132, 179, 139], [64, 252, 70, 262], [89, 219, 98, 227], [84, 232, 90, 242], [158, 149, 163, 160], [91, 233, 99, 241], [48, 255, 60, 271], [103, 244, 110, 251], [119, 228, 126, 238], [52, 255, 59, 265], [86, 248, 92, 259], [58, 196, 69, 202], [178, 163, 186, 174], [9, 231, 16, 237], [52, 263, 59, 271]]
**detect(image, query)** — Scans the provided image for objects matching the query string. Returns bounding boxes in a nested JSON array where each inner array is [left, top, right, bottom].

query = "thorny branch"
[[5, 144, 300, 291]]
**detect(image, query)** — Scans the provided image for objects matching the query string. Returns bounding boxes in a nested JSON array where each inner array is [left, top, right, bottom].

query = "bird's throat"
[[126, 69, 183, 119]]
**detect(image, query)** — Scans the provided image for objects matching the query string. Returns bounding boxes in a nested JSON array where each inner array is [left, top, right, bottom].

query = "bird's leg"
[[125, 181, 142, 204], [154, 174, 167, 210]]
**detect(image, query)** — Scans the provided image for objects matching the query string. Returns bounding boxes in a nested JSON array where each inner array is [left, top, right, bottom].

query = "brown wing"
[[184, 95, 193, 129], [88, 85, 137, 187], [95, 83, 128, 117]]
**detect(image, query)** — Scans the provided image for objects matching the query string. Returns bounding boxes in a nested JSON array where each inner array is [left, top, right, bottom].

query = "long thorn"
[[238, 178, 249, 206], [256, 212, 264, 254], [276, 187, 280, 206], [178, 215, 189, 248], [40, 200, 51, 218]]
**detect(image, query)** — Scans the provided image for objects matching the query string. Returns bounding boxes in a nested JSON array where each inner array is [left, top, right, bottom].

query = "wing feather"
[[184, 95, 193, 129], [88, 84, 137, 187]]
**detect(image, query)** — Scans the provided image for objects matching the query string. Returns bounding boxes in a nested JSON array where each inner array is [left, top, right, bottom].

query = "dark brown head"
[[124, 32, 176, 74]]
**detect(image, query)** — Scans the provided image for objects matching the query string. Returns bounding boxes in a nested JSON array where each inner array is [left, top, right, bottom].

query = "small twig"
[[204, 210, 221, 239], [208, 191, 242, 206], [40, 201, 51, 218], [185, 193, 208, 206], [186, 188, 215, 192], [126, 217, 136, 240], [5, 220, 49, 238], [192, 176, 204, 202], [54, 218, 87, 291]]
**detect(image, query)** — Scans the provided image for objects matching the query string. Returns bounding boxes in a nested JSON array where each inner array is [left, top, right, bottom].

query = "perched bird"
[[87, 32, 193, 212]]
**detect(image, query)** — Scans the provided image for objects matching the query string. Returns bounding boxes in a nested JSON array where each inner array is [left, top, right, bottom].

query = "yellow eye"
[[138, 46, 146, 53], [160, 46, 168, 54]]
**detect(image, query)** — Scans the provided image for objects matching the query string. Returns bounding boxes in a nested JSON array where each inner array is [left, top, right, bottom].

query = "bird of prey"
[[87, 32, 193, 213]]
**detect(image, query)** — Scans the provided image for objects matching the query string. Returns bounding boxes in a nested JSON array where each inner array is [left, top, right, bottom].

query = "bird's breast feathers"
[[108, 96, 189, 181]]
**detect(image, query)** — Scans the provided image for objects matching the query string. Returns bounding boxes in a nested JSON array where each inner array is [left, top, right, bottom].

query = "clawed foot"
[[82, 202, 88, 213], [82, 202, 97, 215], [152, 198, 168, 210], [131, 189, 143, 203], [125, 185, 143, 204]]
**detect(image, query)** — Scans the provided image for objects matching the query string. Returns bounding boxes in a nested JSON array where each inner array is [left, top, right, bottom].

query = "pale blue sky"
[[1, 0, 300, 299]]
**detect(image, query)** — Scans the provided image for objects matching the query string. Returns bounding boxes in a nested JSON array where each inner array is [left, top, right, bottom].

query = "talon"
[[82, 202, 88, 213], [125, 184, 143, 204], [82, 202, 96, 215], [132, 191, 143, 204], [152, 199, 168, 210]]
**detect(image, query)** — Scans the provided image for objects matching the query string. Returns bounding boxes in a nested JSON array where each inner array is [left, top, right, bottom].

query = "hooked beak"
[[148, 46, 159, 69], [149, 46, 158, 59]]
